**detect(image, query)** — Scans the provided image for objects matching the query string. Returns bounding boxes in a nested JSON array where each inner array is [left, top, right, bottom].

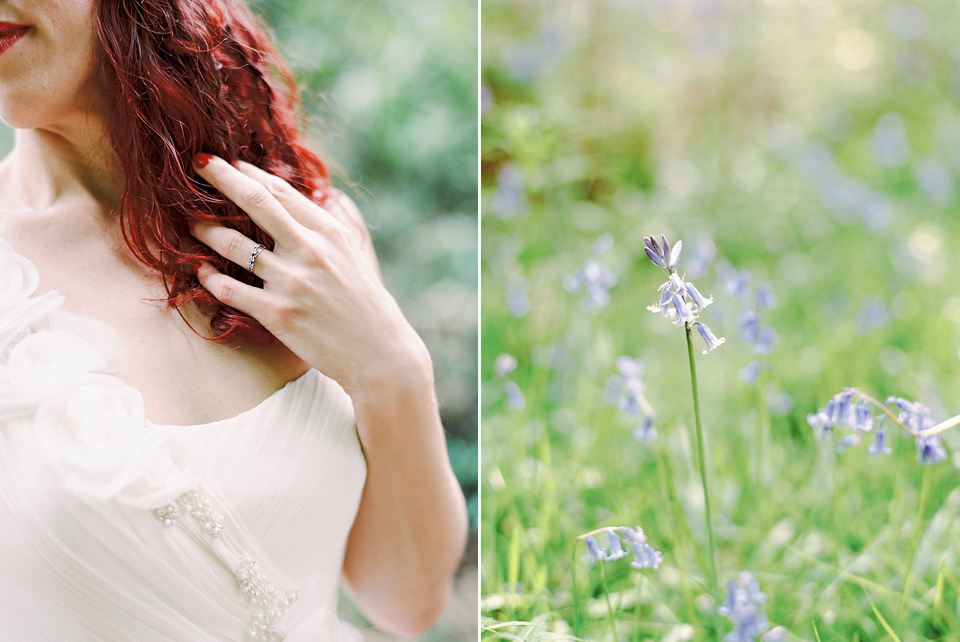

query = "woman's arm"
[[186, 155, 468, 636], [327, 190, 468, 636], [343, 353, 468, 637]]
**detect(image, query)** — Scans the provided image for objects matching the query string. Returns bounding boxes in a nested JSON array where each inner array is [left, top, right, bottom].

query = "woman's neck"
[[0, 116, 124, 216]]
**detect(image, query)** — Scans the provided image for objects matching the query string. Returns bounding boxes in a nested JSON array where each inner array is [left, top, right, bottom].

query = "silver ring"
[[247, 243, 266, 273]]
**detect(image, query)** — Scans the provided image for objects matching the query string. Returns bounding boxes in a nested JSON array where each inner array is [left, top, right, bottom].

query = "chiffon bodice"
[[0, 236, 368, 641]]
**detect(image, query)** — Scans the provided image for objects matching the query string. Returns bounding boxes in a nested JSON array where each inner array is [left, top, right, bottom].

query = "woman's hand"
[[189, 153, 430, 397], [191, 153, 466, 636]]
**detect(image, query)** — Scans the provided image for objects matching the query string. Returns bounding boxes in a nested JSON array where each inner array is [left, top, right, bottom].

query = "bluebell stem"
[[810, 388, 951, 463], [645, 233, 719, 600], [718, 572, 783, 642], [578, 526, 663, 571], [565, 236, 617, 312]]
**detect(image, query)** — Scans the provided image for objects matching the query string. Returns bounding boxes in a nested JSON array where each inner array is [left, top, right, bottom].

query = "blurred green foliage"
[[482, 0, 960, 639]]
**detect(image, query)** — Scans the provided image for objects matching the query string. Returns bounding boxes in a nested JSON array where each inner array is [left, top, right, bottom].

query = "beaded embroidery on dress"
[[0, 236, 367, 641]]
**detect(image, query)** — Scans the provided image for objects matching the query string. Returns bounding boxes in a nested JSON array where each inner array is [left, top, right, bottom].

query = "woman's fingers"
[[193, 153, 302, 247], [189, 221, 279, 279], [195, 261, 280, 326], [233, 160, 339, 234]]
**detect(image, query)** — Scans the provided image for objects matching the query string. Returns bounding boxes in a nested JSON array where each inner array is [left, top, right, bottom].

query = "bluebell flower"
[[857, 298, 891, 334], [490, 163, 527, 218], [752, 327, 777, 355], [756, 285, 776, 309], [869, 424, 892, 455], [739, 309, 760, 342], [494, 353, 518, 378], [740, 362, 761, 385], [579, 525, 663, 571], [615, 355, 644, 380], [633, 416, 657, 442], [504, 380, 526, 412], [724, 270, 751, 299], [695, 322, 726, 354], [685, 281, 713, 312], [605, 531, 628, 561], [592, 233, 614, 257], [617, 526, 664, 570], [869, 112, 909, 168], [718, 571, 780, 642], [837, 434, 861, 452], [683, 236, 717, 278], [889, 3, 928, 41], [916, 434, 947, 464], [913, 158, 955, 206], [606, 356, 656, 441], [853, 402, 873, 432], [812, 389, 950, 463], [480, 84, 493, 116], [494, 354, 525, 412], [644, 235, 724, 351], [584, 536, 605, 564], [806, 410, 833, 438], [565, 238, 618, 312]]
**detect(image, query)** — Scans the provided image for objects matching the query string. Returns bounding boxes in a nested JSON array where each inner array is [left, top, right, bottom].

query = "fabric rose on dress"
[[31, 373, 202, 509], [0, 240, 65, 357], [0, 238, 40, 308], [7, 329, 107, 399]]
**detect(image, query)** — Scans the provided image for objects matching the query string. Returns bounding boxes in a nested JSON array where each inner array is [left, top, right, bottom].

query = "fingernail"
[[194, 153, 213, 169]]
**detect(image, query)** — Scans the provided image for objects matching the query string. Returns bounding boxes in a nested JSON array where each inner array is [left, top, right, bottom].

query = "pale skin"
[[0, 1, 466, 637]]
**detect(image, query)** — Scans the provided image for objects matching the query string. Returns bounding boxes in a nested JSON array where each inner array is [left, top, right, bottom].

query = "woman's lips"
[[0, 24, 30, 56]]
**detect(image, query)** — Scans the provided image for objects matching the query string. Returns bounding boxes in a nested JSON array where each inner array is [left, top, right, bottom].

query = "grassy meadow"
[[481, 0, 960, 640]]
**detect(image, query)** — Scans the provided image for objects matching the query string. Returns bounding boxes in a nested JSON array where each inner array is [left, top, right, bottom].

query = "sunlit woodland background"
[[0, 1, 478, 639], [483, 0, 960, 639]]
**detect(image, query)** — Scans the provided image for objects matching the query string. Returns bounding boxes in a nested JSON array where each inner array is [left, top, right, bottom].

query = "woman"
[[0, 0, 467, 639]]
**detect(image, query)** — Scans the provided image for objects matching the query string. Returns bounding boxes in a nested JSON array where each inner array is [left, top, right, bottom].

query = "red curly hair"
[[94, 0, 330, 346]]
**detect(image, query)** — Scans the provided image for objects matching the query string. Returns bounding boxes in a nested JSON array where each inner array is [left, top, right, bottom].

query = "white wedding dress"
[[0, 236, 368, 641]]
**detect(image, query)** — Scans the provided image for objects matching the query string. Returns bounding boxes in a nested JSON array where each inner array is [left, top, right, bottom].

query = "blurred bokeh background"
[[483, 0, 960, 639], [0, 0, 477, 639]]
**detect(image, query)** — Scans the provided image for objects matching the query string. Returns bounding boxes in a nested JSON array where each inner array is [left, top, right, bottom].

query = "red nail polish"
[[194, 153, 213, 168]]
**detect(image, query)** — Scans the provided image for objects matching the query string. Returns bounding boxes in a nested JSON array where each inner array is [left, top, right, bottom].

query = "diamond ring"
[[247, 243, 266, 273]]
